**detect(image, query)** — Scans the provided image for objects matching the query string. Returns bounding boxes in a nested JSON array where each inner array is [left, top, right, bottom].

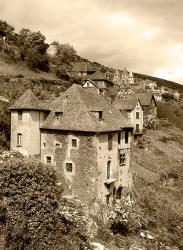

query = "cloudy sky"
[[1, 0, 183, 83]]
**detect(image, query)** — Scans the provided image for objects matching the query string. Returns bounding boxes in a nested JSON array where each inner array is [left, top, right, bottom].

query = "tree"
[[17, 28, 49, 71], [0, 20, 14, 38], [0, 154, 92, 249], [51, 41, 77, 66]]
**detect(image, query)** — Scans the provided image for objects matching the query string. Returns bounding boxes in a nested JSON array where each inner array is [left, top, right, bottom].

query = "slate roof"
[[9, 89, 50, 111], [41, 84, 132, 132], [82, 80, 103, 90], [136, 93, 157, 106], [69, 62, 96, 73], [83, 70, 114, 85], [113, 94, 140, 111]]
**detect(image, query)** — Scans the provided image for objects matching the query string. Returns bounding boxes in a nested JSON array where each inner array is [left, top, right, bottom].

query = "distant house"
[[83, 70, 114, 90], [82, 80, 105, 95], [113, 68, 135, 87], [9, 85, 133, 206], [68, 61, 97, 77], [113, 94, 143, 135], [136, 92, 157, 116]]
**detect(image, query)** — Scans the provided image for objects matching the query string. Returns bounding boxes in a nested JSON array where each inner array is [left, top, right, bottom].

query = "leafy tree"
[[0, 154, 92, 249], [51, 41, 77, 66], [17, 28, 49, 71], [0, 20, 14, 38]]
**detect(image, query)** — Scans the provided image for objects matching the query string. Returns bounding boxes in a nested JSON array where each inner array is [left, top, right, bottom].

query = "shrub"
[[107, 191, 144, 235], [0, 154, 92, 250]]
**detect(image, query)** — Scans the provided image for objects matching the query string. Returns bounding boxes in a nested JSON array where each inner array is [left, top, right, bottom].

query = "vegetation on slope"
[[0, 151, 93, 250], [132, 125, 183, 249]]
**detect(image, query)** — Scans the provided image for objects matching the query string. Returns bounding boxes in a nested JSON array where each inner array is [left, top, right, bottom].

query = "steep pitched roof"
[[84, 70, 114, 85], [136, 93, 157, 106], [113, 94, 140, 111], [9, 89, 49, 111], [42, 84, 132, 132], [82, 80, 102, 90], [69, 61, 96, 72]]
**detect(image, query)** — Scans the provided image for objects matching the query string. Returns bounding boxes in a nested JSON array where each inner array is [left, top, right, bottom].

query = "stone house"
[[9, 85, 133, 206], [68, 61, 97, 77], [83, 70, 114, 90], [113, 68, 134, 87], [82, 80, 105, 96], [113, 94, 143, 135], [136, 92, 157, 116]]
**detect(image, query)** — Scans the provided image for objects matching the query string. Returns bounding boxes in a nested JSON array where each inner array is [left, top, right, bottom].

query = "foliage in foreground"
[[0, 151, 92, 250]]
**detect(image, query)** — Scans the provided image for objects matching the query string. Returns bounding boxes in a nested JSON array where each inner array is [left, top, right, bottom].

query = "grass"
[[131, 126, 183, 249], [0, 51, 59, 80]]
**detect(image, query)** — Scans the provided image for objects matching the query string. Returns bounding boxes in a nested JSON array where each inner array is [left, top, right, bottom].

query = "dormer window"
[[91, 111, 103, 121], [55, 112, 62, 120]]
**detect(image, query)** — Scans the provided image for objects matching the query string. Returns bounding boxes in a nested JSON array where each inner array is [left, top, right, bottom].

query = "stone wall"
[[41, 130, 99, 205]]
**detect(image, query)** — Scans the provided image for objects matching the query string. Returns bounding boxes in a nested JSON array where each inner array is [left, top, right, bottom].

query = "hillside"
[[131, 125, 183, 249], [134, 72, 183, 92]]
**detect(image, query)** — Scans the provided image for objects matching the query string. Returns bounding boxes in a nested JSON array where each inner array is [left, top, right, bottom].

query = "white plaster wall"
[[131, 101, 143, 134], [11, 110, 41, 155]]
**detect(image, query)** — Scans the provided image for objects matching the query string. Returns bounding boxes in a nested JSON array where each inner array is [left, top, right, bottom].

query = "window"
[[66, 162, 73, 172], [108, 134, 113, 150], [99, 111, 102, 121], [55, 112, 62, 120], [91, 111, 103, 121], [18, 111, 22, 121], [120, 153, 126, 166], [136, 124, 140, 133], [43, 142, 46, 147], [46, 156, 52, 164], [107, 161, 111, 179], [72, 139, 77, 147], [55, 143, 61, 148], [125, 131, 129, 144], [17, 133, 22, 146], [136, 112, 139, 119], [118, 133, 121, 145]]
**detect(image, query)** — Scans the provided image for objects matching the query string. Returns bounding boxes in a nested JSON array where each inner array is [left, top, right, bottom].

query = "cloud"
[[0, 0, 183, 83]]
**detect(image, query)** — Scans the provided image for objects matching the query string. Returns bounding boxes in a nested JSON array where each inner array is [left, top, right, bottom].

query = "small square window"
[[72, 139, 77, 147], [55, 112, 63, 120], [66, 162, 73, 172], [46, 156, 52, 163], [55, 143, 61, 148], [120, 153, 126, 166]]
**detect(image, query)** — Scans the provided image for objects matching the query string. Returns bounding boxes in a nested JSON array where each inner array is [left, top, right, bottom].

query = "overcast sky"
[[1, 0, 183, 83]]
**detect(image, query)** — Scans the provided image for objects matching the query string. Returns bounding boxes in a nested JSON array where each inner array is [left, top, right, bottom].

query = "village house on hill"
[[136, 92, 157, 116], [113, 68, 135, 87], [113, 94, 143, 136], [68, 61, 97, 77], [9, 84, 133, 206], [82, 70, 114, 95]]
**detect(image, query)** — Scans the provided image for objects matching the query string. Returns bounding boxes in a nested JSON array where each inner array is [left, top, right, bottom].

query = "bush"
[[144, 115, 159, 130], [107, 191, 144, 235], [0, 154, 92, 250]]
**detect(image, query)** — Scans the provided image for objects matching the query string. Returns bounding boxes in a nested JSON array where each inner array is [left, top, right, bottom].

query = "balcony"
[[104, 170, 118, 185]]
